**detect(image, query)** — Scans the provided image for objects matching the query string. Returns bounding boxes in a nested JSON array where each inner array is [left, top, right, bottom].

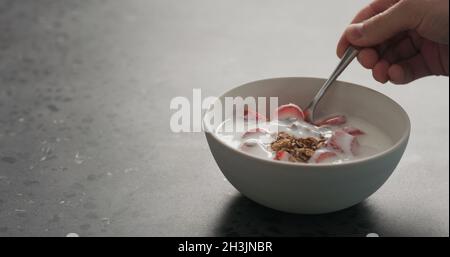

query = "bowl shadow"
[[213, 194, 379, 237]]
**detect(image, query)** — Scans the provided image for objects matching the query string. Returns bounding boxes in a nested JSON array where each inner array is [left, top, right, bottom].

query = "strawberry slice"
[[241, 128, 270, 138], [274, 151, 291, 161], [243, 108, 267, 121], [343, 126, 365, 136], [328, 130, 359, 155], [315, 115, 347, 126], [273, 103, 305, 121], [239, 139, 258, 148], [310, 150, 337, 163]]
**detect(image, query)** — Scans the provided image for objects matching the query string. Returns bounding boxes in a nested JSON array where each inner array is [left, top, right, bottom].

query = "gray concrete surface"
[[0, 0, 448, 236]]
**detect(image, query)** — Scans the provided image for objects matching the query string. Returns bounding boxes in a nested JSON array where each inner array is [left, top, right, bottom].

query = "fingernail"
[[348, 23, 364, 40]]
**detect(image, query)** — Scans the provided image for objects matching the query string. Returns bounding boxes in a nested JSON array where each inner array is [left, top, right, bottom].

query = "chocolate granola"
[[270, 132, 326, 162]]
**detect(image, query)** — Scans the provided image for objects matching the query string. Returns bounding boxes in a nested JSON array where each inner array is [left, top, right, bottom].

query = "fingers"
[[345, 0, 424, 47], [357, 30, 430, 84], [373, 59, 390, 83], [357, 48, 379, 69], [382, 36, 420, 63], [379, 33, 447, 83], [369, 54, 431, 84], [337, 4, 383, 57], [337, 0, 401, 57], [355, 37, 411, 80], [337, 36, 350, 59], [388, 55, 431, 84]]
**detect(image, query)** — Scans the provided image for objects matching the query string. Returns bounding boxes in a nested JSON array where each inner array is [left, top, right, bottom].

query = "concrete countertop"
[[0, 0, 448, 236]]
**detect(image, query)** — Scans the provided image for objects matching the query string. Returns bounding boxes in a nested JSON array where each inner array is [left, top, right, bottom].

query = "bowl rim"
[[203, 76, 411, 168]]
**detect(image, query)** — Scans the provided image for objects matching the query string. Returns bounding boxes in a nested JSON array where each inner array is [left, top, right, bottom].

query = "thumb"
[[344, 0, 423, 47]]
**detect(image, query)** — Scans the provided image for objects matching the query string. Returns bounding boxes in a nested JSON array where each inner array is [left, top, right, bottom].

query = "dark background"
[[0, 0, 448, 236]]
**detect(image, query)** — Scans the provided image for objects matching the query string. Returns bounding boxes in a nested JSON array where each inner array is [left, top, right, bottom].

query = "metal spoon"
[[304, 46, 359, 122]]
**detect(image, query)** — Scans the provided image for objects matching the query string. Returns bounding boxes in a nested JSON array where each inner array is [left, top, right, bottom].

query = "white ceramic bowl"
[[204, 77, 410, 214]]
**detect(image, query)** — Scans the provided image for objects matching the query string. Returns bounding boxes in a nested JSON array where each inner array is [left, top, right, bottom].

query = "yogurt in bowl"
[[204, 77, 410, 214], [215, 103, 393, 165]]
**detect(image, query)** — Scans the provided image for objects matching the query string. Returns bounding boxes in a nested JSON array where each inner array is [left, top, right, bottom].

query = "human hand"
[[337, 0, 449, 84]]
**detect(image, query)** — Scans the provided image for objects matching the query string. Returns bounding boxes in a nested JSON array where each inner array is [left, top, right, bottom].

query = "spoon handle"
[[305, 46, 359, 122]]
